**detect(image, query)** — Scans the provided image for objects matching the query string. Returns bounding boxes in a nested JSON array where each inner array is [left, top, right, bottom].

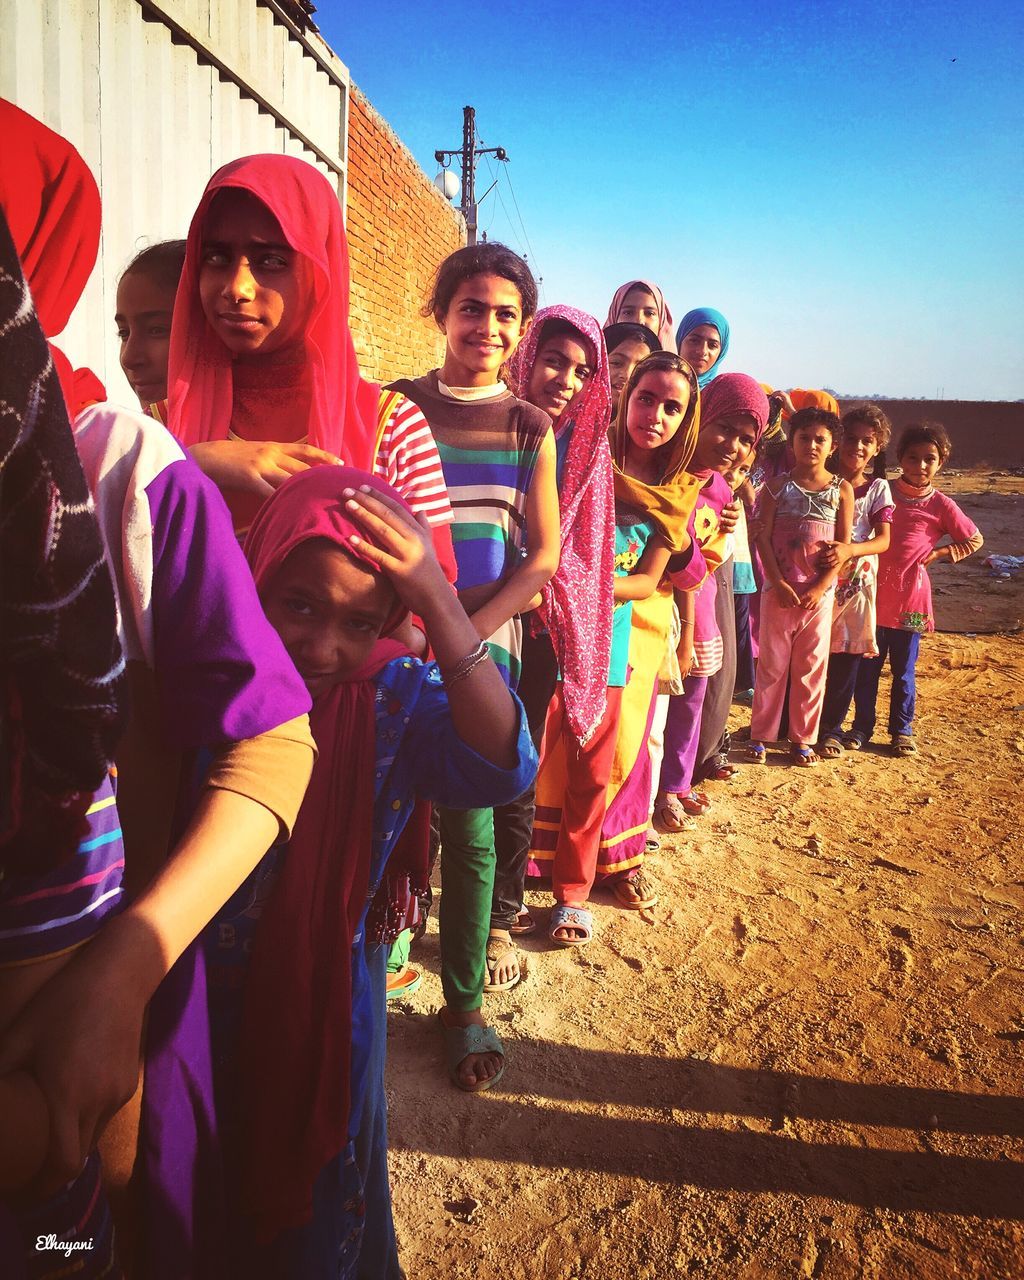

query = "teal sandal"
[[438, 1013, 506, 1093], [549, 904, 593, 946]]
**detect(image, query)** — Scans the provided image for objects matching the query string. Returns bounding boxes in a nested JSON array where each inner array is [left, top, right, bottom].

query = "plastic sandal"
[[892, 733, 918, 756], [791, 744, 819, 767], [482, 934, 523, 993], [680, 789, 712, 816], [385, 965, 422, 1001], [438, 1013, 506, 1093], [548, 904, 593, 947], [819, 735, 845, 759], [612, 870, 659, 911], [745, 742, 767, 764], [644, 828, 662, 853], [704, 753, 741, 781], [842, 731, 866, 751], [509, 908, 537, 936]]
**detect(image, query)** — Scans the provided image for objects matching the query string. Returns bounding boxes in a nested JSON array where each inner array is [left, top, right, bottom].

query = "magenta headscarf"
[[604, 279, 675, 351], [699, 373, 771, 443], [508, 306, 615, 745]]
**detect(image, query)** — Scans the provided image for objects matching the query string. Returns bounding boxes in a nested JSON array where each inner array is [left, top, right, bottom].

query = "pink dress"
[[876, 482, 980, 633]]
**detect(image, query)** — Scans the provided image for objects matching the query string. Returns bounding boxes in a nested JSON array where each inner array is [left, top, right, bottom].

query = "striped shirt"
[[0, 771, 123, 965], [374, 394, 454, 529]]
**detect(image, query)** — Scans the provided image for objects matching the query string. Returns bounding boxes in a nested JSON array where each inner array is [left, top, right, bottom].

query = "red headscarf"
[[167, 154, 379, 468], [0, 98, 105, 414], [508, 306, 615, 745], [604, 278, 675, 351], [240, 466, 410, 1237]]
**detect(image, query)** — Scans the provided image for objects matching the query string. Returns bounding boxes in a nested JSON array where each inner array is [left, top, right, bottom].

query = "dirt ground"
[[386, 475, 1024, 1280]]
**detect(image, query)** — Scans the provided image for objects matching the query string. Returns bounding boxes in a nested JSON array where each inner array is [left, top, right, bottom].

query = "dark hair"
[[842, 402, 891, 450], [896, 421, 952, 463], [533, 317, 596, 367], [789, 406, 842, 444], [604, 321, 662, 357], [614, 352, 699, 481], [423, 242, 538, 321], [121, 239, 187, 292]]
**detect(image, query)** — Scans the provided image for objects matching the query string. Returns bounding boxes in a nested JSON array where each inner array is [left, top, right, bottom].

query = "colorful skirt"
[[528, 583, 673, 881]]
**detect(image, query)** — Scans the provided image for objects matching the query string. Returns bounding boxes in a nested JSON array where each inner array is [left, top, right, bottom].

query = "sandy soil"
[[386, 478, 1024, 1280]]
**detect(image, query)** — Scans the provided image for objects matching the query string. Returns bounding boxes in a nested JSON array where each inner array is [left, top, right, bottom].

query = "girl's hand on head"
[[344, 487, 447, 615], [190, 439, 343, 499], [719, 499, 741, 535]]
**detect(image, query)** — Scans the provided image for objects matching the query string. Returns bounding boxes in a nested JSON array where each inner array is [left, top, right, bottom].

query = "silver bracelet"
[[442, 641, 490, 688]]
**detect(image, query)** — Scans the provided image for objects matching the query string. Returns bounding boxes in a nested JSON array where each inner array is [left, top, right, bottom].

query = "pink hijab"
[[508, 306, 615, 744], [604, 279, 675, 351], [167, 155, 379, 469]]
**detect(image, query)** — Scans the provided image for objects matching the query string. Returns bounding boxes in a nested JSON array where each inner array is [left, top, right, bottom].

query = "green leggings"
[[438, 806, 495, 1013]]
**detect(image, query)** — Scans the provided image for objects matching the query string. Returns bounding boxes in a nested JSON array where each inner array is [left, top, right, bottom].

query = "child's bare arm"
[[190, 439, 343, 500], [800, 481, 854, 607], [467, 429, 560, 641], [614, 538, 672, 602], [676, 587, 695, 679]]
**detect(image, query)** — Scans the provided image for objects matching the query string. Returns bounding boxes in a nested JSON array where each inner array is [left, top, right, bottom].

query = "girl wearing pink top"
[[850, 422, 982, 755]]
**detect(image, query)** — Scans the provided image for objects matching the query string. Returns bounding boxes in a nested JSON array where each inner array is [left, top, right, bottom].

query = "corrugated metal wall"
[[0, 0, 349, 405]]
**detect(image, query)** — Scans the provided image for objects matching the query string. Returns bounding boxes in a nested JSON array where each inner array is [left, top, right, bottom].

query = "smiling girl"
[[389, 242, 558, 1089], [748, 407, 854, 766], [676, 307, 730, 388], [166, 156, 455, 570], [850, 422, 982, 755]]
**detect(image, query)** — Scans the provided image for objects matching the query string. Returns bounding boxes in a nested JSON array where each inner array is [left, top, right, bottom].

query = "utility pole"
[[435, 106, 507, 246]]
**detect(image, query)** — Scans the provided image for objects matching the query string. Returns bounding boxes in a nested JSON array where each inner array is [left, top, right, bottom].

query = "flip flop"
[[644, 828, 662, 853], [549, 904, 593, 947], [483, 934, 523, 992], [791, 744, 819, 767], [745, 742, 767, 764], [652, 793, 696, 834], [437, 1013, 506, 1093], [680, 789, 712, 816]]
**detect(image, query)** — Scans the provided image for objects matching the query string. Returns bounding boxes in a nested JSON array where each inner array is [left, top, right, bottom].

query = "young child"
[[748, 406, 854, 765], [605, 279, 675, 349], [115, 240, 186, 409], [654, 374, 768, 828], [388, 242, 559, 1086], [851, 422, 982, 755], [815, 404, 895, 757], [204, 467, 536, 1277], [676, 308, 730, 388], [604, 320, 663, 398], [165, 155, 456, 584], [531, 354, 702, 914], [496, 305, 615, 955], [728, 459, 757, 701]]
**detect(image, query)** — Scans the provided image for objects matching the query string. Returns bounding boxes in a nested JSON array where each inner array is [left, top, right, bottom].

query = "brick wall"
[[346, 85, 465, 383]]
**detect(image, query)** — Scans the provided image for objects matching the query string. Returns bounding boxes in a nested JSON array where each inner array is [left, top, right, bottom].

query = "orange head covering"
[[786, 388, 839, 418], [167, 154, 379, 468], [0, 98, 104, 412]]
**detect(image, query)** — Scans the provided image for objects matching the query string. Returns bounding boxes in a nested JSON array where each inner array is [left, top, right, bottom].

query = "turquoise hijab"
[[676, 307, 730, 388]]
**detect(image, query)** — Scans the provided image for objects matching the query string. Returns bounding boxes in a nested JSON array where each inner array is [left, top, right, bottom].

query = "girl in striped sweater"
[[392, 242, 559, 1092]]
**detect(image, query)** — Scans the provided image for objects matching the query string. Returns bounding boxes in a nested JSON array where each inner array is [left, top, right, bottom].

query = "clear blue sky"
[[318, 0, 1023, 400]]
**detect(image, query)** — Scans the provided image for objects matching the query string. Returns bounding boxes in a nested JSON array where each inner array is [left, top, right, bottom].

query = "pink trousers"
[[750, 587, 833, 745]]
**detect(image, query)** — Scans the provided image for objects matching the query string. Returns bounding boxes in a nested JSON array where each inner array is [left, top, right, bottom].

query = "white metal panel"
[[0, 0, 349, 407]]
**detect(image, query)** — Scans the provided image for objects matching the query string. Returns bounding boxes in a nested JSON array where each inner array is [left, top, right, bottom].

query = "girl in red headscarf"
[[165, 155, 456, 591]]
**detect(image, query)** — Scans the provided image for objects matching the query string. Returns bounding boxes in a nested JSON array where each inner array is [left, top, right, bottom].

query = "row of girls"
[[0, 99, 982, 1280]]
